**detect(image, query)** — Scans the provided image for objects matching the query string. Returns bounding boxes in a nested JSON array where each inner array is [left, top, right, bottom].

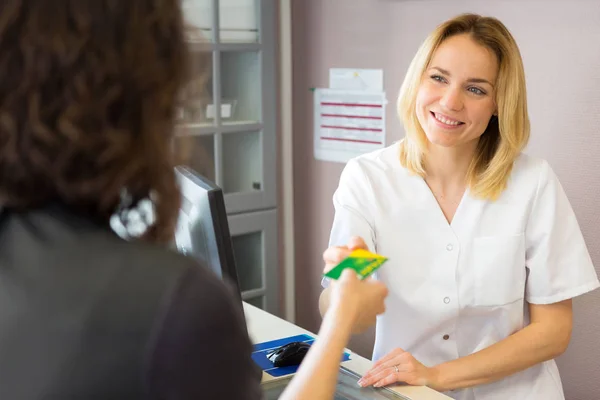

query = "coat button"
[[443, 334, 450, 340], [443, 297, 450, 304], [446, 243, 453, 251]]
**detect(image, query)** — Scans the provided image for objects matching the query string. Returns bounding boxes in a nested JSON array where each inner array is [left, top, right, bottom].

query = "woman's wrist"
[[429, 363, 452, 392]]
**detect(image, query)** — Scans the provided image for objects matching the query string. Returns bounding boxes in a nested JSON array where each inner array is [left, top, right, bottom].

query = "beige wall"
[[291, 1, 600, 399]]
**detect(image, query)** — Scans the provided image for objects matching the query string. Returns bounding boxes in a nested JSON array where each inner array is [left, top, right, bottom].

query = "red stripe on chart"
[[320, 137, 382, 145], [321, 114, 382, 120], [321, 125, 382, 132], [321, 102, 382, 108]]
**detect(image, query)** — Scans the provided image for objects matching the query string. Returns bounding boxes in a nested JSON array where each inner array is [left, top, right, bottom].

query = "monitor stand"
[[261, 366, 411, 400]]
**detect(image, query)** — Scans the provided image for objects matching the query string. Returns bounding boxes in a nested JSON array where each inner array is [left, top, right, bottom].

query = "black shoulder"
[[144, 251, 262, 400]]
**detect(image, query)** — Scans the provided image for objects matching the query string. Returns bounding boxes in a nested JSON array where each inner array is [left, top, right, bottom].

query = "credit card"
[[323, 249, 388, 280]]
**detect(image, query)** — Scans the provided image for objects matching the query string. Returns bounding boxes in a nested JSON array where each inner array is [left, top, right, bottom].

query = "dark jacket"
[[0, 204, 262, 399]]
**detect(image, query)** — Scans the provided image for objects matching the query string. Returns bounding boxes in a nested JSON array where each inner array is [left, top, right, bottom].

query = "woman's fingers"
[[323, 237, 369, 273], [373, 370, 402, 388], [322, 246, 351, 265], [359, 348, 407, 387], [359, 367, 396, 387], [372, 348, 405, 369], [373, 351, 408, 371], [348, 236, 368, 250], [364, 360, 396, 381]]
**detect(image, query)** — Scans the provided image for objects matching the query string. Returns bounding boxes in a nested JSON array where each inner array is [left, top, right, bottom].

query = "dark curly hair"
[[0, 0, 190, 243]]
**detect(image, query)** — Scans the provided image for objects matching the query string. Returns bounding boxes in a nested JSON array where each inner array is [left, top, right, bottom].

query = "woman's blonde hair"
[[398, 13, 530, 200]]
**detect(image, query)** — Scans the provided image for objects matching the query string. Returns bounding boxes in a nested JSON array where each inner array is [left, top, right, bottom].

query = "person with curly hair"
[[0, 1, 388, 399]]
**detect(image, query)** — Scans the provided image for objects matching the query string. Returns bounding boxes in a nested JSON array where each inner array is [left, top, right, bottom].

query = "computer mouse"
[[266, 341, 311, 368]]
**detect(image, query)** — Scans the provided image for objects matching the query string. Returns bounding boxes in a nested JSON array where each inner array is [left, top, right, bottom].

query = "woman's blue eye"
[[468, 87, 486, 95], [430, 74, 486, 95]]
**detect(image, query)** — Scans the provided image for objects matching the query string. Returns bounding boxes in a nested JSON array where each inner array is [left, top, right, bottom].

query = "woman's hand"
[[358, 348, 440, 389], [323, 236, 369, 275]]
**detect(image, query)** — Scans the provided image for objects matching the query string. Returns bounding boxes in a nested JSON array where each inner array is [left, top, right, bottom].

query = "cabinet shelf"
[[175, 121, 263, 136]]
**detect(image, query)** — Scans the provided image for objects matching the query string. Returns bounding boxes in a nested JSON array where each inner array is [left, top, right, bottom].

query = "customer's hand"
[[325, 237, 388, 333]]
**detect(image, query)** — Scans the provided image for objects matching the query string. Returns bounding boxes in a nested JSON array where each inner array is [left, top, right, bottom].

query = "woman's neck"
[[424, 142, 478, 190]]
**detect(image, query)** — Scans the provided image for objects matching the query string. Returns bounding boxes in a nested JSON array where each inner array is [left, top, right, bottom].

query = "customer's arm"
[[280, 268, 388, 400], [319, 236, 377, 333]]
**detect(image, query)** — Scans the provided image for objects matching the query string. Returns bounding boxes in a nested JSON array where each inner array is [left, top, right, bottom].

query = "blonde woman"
[[319, 13, 599, 400]]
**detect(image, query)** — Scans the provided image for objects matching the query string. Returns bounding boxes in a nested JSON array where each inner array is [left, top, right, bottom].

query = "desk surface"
[[243, 303, 451, 400]]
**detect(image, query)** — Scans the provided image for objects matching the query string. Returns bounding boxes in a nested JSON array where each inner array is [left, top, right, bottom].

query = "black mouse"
[[266, 341, 311, 367]]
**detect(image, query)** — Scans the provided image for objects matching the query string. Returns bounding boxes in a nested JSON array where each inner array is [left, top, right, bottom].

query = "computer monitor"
[[174, 166, 242, 302]]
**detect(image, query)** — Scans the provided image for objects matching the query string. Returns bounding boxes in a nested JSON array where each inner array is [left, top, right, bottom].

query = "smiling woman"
[[398, 14, 529, 202], [319, 12, 599, 400]]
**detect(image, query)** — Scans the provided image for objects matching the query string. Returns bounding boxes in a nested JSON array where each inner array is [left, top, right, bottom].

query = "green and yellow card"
[[323, 249, 388, 280]]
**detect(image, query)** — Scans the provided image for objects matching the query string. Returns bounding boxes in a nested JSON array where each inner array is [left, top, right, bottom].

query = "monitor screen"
[[174, 166, 242, 302]]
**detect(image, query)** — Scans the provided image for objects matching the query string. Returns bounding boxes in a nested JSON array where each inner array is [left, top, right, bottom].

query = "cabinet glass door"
[[182, 0, 214, 43], [228, 209, 279, 316], [173, 135, 216, 183], [221, 130, 262, 194], [220, 51, 261, 125], [177, 51, 214, 128], [219, 0, 260, 43]]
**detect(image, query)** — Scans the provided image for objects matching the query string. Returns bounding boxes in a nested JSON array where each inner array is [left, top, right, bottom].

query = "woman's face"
[[416, 34, 499, 150]]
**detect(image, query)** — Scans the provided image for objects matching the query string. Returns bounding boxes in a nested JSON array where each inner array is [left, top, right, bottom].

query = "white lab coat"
[[324, 141, 599, 400]]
